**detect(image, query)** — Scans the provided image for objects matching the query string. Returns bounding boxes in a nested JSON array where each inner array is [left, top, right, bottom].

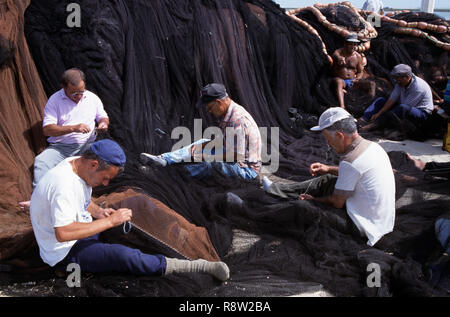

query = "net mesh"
[[0, 0, 449, 297]]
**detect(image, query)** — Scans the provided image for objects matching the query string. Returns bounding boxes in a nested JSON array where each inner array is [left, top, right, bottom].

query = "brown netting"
[[93, 188, 220, 262]]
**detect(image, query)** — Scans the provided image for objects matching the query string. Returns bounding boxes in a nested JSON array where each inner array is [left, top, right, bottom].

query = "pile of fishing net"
[[0, 0, 449, 297]]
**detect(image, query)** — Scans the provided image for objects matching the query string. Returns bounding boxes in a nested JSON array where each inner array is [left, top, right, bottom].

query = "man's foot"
[[139, 153, 167, 167], [359, 122, 377, 132], [406, 153, 426, 171], [165, 258, 230, 282], [18, 201, 30, 211]]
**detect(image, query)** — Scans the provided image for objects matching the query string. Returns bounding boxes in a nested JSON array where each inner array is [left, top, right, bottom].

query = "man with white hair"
[[262, 107, 396, 246], [362, 0, 384, 15]]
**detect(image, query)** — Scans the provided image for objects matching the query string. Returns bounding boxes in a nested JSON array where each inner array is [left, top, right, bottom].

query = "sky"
[[273, 0, 449, 9]]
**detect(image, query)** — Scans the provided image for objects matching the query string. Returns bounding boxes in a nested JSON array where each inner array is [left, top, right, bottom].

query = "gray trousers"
[[266, 174, 338, 199], [33, 142, 92, 188]]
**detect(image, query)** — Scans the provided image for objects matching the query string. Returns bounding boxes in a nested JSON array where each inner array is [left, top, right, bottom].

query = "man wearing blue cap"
[[140, 83, 262, 180], [262, 108, 396, 247], [29, 139, 230, 280]]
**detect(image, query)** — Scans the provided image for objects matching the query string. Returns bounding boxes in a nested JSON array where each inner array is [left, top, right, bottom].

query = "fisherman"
[[362, 0, 385, 15], [262, 108, 396, 246], [19, 68, 109, 211], [332, 34, 373, 109], [360, 64, 434, 131], [29, 139, 230, 280], [140, 83, 262, 180]]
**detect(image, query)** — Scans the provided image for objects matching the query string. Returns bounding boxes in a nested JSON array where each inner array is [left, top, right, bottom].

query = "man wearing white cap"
[[262, 107, 396, 246]]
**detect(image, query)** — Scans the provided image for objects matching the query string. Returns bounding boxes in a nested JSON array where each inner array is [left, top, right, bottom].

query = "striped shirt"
[[219, 101, 262, 172], [389, 75, 434, 114]]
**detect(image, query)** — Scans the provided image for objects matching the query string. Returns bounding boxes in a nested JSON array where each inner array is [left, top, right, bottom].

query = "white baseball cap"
[[310, 107, 353, 131]]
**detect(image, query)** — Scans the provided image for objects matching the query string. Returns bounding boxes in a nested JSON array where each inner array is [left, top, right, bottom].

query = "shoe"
[[140, 153, 167, 167], [262, 176, 273, 192], [226, 192, 243, 209]]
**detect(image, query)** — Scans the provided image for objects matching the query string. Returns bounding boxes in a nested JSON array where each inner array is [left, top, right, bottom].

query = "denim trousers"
[[362, 97, 429, 122], [57, 234, 166, 275], [161, 139, 258, 180], [33, 142, 92, 188]]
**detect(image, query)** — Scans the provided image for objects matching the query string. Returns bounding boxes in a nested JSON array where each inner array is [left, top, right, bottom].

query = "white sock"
[[165, 258, 230, 281]]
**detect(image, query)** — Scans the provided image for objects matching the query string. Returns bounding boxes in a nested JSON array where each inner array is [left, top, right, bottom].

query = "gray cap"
[[345, 33, 360, 43], [311, 107, 353, 131], [390, 64, 413, 77]]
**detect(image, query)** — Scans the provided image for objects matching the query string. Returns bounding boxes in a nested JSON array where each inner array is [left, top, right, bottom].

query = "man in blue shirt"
[[360, 64, 434, 130]]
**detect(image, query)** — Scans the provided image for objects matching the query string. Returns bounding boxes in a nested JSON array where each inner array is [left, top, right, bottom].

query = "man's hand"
[[94, 207, 115, 219], [96, 121, 109, 133], [299, 193, 314, 201], [108, 208, 132, 227], [190, 143, 204, 161], [73, 123, 91, 133], [370, 112, 381, 122], [310, 163, 330, 176]]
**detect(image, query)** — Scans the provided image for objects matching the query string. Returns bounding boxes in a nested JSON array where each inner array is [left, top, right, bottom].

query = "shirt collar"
[[405, 75, 416, 89], [341, 135, 364, 157], [221, 101, 236, 123]]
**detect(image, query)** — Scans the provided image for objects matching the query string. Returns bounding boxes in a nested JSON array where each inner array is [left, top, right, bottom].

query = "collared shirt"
[[334, 136, 396, 246], [43, 89, 108, 144], [219, 101, 262, 172], [389, 75, 434, 114]]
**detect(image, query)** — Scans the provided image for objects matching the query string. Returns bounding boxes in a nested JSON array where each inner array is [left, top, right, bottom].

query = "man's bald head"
[[61, 68, 86, 87]]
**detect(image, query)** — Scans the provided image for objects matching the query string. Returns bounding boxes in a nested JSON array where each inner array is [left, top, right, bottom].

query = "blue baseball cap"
[[89, 139, 126, 166]]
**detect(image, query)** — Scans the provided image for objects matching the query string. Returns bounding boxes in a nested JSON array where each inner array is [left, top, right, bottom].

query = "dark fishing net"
[[1, 0, 449, 297]]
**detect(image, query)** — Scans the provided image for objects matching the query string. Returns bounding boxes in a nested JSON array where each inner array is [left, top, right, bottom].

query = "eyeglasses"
[[70, 90, 86, 98]]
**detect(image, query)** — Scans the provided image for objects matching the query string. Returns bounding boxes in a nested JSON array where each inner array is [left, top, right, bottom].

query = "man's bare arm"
[[54, 208, 132, 242], [43, 123, 91, 137]]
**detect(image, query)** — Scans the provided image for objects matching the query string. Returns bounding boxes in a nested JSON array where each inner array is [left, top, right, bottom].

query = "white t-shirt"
[[30, 157, 93, 266], [334, 138, 395, 246]]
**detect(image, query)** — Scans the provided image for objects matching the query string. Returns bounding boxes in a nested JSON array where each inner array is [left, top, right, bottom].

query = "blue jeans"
[[161, 139, 258, 180], [435, 218, 450, 254], [362, 97, 429, 122], [57, 234, 166, 275], [33, 142, 92, 188]]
